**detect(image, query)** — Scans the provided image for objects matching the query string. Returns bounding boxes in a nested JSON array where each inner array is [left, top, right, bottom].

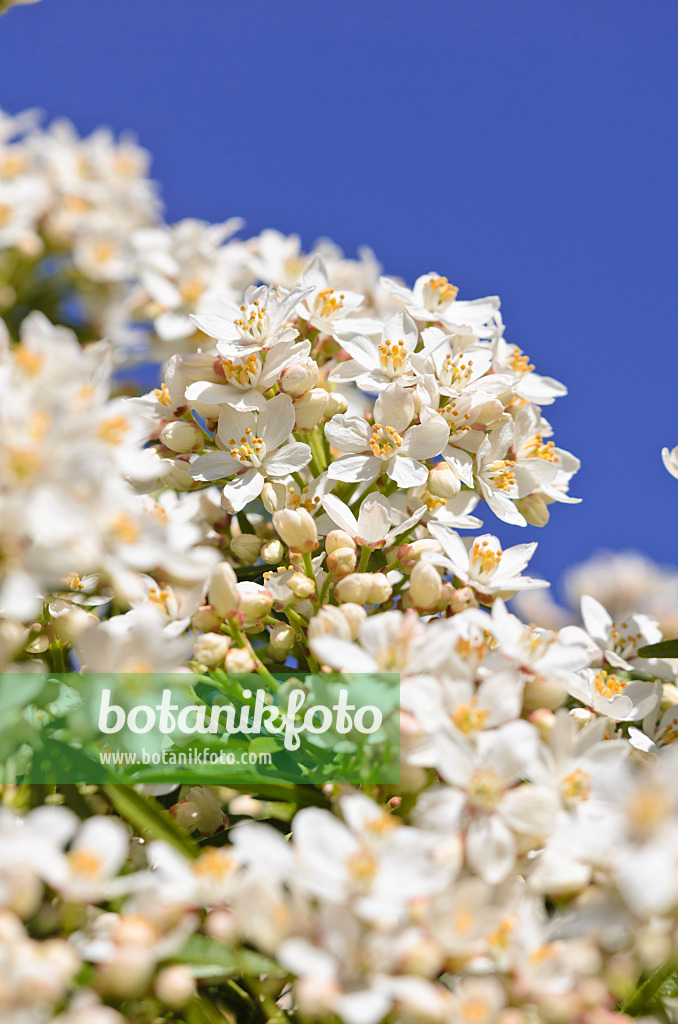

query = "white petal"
[[374, 385, 414, 433], [190, 451, 237, 481], [321, 494, 359, 537], [389, 455, 427, 488], [328, 455, 381, 483], [259, 393, 296, 451], [466, 815, 516, 885], [264, 442, 312, 477], [222, 469, 264, 512]]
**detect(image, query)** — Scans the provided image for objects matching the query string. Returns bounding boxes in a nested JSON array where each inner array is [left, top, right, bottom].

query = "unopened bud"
[[398, 539, 441, 572], [155, 965, 197, 1010], [159, 420, 204, 453], [287, 572, 317, 600], [294, 388, 329, 431], [230, 533, 262, 563], [279, 358, 319, 396], [269, 621, 296, 656], [192, 632, 230, 667], [308, 605, 352, 642], [273, 508, 318, 552], [205, 908, 237, 942], [409, 561, 443, 610], [325, 392, 348, 417], [190, 605, 223, 632], [261, 480, 287, 513], [529, 707, 556, 741], [339, 603, 367, 639], [448, 586, 477, 613], [160, 458, 195, 490], [225, 646, 256, 673], [326, 529, 356, 554], [335, 573, 392, 605], [327, 546, 357, 578], [208, 563, 239, 618], [515, 493, 550, 527], [236, 582, 273, 628], [427, 461, 461, 498], [260, 538, 284, 563]]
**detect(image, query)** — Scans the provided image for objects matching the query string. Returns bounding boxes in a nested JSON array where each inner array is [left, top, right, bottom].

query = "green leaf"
[[102, 784, 198, 859], [173, 934, 286, 978], [637, 639, 678, 658]]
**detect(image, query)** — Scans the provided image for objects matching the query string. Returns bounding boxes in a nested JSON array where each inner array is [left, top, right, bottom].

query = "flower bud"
[[261, 480, 287, 513], [398, 539, 442, 572], [325, 392, 348, 417], [205, 909, 238, 942], [49, 603, 97, 643], [173, 785, 226, 835], [326, 529, 356, 554], [327, 546, 357, 578], [225, 647, 256, 673], [279, 358, 319, 396], [308, 605, 353, 642], [155, 965, 196, 1010], [448, 586, 477, 613], [192, 632, 230, 667], [409, 561, 443, 610], [287, 572, 317, 600], [260, 538, 284, 564], [159, 420, 204, 453], [294, 388, 329, 431], [160, 458, 195, 490], [273, 508, 319, 552], [339, 602, 367, 639], [269, 621, 296, 657], [335, 573, 392, 605], [236, 582, 273, 628], [529, 707, 556, 741], [427, 461, 461, 498], [230, 533, 263, 564], [515, 493, 550, 527], [208, 563, 239, 619], [190, 605, 223, 632]]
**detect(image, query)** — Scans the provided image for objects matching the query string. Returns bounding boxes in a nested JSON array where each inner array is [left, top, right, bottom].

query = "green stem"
[[358, 546, 372, 572], [621, 960, 677, 1015], [302, 551, 315, 581], [229, 620, 280, 691]]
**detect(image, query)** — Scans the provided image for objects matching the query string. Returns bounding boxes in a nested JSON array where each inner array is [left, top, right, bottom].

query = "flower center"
[[221, 353, 261, 388], [470, 538, 502, 575], [234, 299, 270, 341], [594, 670, 625, 699], [508, 346, 535, 375], [378, 338, 408, 376], [313, 287, 344, 320], [560, 768, 591, 803], [452, 699, 490, 735], [468, 768, 504, 811], [229, 427, 264, 466], [522, 433, 558, 462], [487, 459, 516, 491], [369, 422, 403, 459], [422, 275, 458, 311]]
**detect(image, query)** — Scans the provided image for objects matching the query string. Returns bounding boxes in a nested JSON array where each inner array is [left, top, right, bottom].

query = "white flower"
[[42, 817, 129, 903], [325, 385, 449, 488], [297, 256, 367, 337], [380, 272, 503, 339], [190, 394, 311, 512], [190, 283, 313, 355], [427, 522, 548, 599], [662, 444, 678, 480], [568, 667, 660, 722], [320, 493, 425, 548], [185, 337, 311, 411], [328, 310, 435, 392]]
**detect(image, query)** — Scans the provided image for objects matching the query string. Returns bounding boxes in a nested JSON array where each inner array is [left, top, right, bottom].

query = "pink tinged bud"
[[325, 392, 348, 417], [279, 358, 319, 396], [339, 602, 367, 639], [335, 572, 392, 605], [528, 707, 557, 741], [448, 586, 477, 613], [427, 461, 461, 498], [230, 533, 263, 563], [327, 546, 357, 578], [515, 493, 550, 527], [154, 965, 197, 1010], [273, 508, 319, 552], [205, 909, 238, 942], [208, 562, 239, 618], [398, 539, 442, 572], [159, 420, 204, 453], [326, 529, 356, 554], [225, 646, 256, 673], [190, 605, 224, 632], [269, 621, 296, 655], [261, 481, 287, 513], [287, 572, 317, 599], [409, 561, 443, 610], [260, 538, 284, 563], [308, 605, 353, 642], [236, 583, 273, 627], [293, 388, 329, 431], [192, 631, 230, 667]]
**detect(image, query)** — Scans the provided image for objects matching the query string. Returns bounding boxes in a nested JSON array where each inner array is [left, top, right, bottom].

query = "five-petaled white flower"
[[190, 393, 311, 512]]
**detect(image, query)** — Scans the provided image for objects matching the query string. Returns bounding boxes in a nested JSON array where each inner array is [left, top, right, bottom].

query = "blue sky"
[[2, 0, 677, 597]]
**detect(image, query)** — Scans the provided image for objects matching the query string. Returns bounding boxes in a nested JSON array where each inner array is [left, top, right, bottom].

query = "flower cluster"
[[1, 104, 678, 1024]]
